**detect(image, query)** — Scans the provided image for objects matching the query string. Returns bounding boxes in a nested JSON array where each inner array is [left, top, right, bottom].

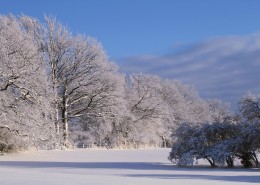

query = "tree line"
[[0, 15, 258, 163]]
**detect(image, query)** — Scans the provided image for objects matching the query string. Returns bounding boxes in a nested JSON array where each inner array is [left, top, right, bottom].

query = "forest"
[[0, 15, 259, 168]]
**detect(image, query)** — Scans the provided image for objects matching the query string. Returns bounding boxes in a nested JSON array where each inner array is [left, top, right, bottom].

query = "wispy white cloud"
[[116, 33, 260, 109]]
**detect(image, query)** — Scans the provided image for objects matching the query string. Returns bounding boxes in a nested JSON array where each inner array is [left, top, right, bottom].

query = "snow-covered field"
[[0, 148, 259, 185]]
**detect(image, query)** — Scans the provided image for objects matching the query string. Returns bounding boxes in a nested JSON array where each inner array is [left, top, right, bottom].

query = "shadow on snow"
[[124, 173, 260, 184], [0, 161, 259, 183]]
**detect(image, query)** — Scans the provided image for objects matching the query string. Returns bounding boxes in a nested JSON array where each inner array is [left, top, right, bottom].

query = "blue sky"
[[1, 0, 260, 109]]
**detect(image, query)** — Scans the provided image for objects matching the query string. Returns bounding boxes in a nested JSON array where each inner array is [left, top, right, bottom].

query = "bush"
[[169, 120, 259, 168]]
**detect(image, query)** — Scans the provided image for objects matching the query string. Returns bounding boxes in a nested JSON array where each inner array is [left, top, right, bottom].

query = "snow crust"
[[0, 148, 259, 185]]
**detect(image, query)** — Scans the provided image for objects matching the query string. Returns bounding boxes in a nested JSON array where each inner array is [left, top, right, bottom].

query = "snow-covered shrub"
[[169, 117, 260, 168], [201, 121, 241, 167], [168, 123, 200, 166], [234, 121, 260, 167], [169, 120, 243, 167], [237, 93, 260, 167]]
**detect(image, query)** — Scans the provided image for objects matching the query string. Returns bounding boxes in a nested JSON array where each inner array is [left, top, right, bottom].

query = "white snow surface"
[[0, 148, 259, 185]]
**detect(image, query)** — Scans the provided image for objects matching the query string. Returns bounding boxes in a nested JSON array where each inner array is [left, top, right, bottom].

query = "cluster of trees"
[[0, 14, 118, 151], [0, 14, 258, 163], [169, 93, 260, 168]]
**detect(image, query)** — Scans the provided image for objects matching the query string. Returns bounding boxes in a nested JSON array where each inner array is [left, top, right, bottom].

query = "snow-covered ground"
[[0, 148, 259, 185]]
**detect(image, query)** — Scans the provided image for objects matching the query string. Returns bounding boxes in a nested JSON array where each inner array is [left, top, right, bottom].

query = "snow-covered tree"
[[118, 74, 215, 148], [18, 16, 125, 147], [0, 15, 56, 152], [207, 99, 232, 122], [168, 122, 199, 166], [239, 93, 260, 121], [168, 121, 239, 167], [174, 82, 211, 124], [124, 74, 169, 147], [234, 122, 259, 167], [169, 92, 260, 168]]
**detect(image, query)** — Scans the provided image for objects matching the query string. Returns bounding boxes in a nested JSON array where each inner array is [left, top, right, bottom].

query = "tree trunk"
[[162, 135, 166, 148], [251, 151, 259, 167], [54, 100, 60, 134], [226, 156, 234, 168], [61, 84, 69, 147], [239, 152, 253, 168], [206, 157, 216, 167], [51, 63, 60, 134]]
